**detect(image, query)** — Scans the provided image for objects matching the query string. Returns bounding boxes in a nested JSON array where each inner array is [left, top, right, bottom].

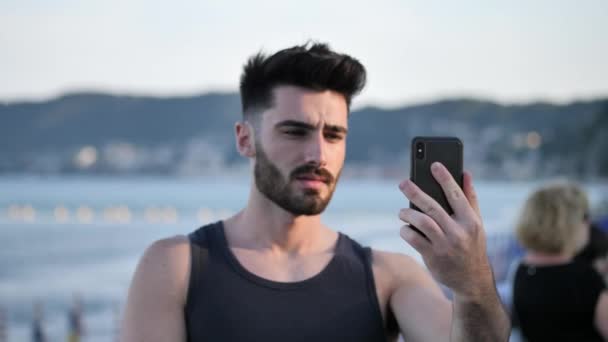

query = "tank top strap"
[[339, 234, 387, 332], [185, 221, 220, 316]]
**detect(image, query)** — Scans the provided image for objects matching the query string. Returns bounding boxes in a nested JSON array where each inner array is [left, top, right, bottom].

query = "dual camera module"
[[416, 142, 425, 160]]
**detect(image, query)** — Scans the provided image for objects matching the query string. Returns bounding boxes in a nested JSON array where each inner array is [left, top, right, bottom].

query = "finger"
[[399, 208, 445, 244], [463, 171, 481, 217], [400, 225, 431, 254], [430, 162, 474, 218], [399, 179, 452, 231]]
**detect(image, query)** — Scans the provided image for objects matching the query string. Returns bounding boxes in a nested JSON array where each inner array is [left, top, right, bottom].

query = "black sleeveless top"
[[513, 262, 606, 341], [185, 221, 390, 341]]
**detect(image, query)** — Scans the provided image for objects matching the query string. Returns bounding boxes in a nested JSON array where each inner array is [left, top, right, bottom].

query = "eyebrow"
[[275, 120, 348, 134]]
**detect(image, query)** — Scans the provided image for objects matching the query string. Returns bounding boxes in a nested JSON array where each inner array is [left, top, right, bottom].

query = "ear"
[[235, 121, 256, 158]]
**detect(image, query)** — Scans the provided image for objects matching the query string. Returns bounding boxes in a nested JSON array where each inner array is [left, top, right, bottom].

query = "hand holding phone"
[[398, 137, 497, 300]]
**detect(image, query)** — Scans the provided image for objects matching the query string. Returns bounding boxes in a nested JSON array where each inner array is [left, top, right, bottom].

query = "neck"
[[223, 185, 333, 255], [524, 251, 573, 266]]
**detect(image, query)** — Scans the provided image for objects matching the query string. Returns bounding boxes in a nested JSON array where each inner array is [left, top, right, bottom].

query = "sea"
[[0, 175, 606, 341]]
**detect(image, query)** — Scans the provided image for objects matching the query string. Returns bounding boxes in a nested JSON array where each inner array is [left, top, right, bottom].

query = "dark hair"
[[239, 42, 366, 117]]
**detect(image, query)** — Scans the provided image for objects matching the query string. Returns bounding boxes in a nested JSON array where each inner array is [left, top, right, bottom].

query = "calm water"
[[1, 176, 606, 341]]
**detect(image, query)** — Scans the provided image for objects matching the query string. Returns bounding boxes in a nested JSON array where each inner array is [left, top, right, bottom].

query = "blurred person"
[[67, 293, 84, 342], [0, 306, 6, 342], [122, 42, 510, 341], [575, 221, 608, 280], [581, 198, 608, 280], [513, 182, 608, 341], [32, 301, 46, 342]]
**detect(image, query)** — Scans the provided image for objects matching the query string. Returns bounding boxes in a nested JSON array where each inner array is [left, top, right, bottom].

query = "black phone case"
[[410, 136, 463, 215]]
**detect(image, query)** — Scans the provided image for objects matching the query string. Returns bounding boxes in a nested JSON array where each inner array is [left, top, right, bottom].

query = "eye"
[[325, 132, 344, 141], [283, 129, 307, 137]]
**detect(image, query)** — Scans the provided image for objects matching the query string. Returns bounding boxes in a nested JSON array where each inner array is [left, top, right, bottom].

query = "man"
[[67, 293, 84, 342], [32, 301, 46, 342], [0, 306, 7, 342], [121, 43, 510, 341]]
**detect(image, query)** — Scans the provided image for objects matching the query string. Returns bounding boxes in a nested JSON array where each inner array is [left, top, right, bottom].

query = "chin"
[[289, 196, 331, 216]]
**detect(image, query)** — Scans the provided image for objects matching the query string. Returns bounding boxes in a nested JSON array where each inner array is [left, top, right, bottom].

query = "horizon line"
[[2, 87, 607, 110]]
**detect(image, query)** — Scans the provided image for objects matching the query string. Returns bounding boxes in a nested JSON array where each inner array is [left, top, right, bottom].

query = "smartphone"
[[410, 136, 463, 216]]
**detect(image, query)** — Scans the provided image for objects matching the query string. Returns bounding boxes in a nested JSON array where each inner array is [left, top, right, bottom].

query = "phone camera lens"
[[416, 142, 425, 159]]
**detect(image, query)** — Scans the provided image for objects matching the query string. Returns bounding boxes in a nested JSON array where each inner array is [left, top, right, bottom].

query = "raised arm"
[[121, 236, 190, 342], [373, 250, 452, 341], [398, 164, 510, 341]]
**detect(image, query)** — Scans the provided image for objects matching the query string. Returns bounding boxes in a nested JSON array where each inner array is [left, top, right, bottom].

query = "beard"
[[254, 142, 340, 216]]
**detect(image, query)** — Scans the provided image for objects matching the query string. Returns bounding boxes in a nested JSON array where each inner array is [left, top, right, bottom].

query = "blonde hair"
[[516, 182, 589, 254]]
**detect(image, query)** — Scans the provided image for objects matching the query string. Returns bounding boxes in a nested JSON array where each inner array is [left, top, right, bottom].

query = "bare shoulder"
[[132, 235, 191, 304], [143, 235, 190, 261], [122, 235, 191, 340], [370, 249, 420, 269], [370, 249, 431, 286], [369, 249, 451, 340]]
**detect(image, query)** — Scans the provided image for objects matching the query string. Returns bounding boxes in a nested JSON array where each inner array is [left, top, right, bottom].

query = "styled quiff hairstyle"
[[516, 182, 590, 254], [239, 42, 366, 118]]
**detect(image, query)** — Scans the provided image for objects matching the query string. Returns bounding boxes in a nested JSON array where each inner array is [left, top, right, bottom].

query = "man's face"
[[253, 85, 348, 216]]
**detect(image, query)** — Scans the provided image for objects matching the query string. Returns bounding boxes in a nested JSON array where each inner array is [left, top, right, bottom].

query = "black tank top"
[[185, 221, 389, 341]]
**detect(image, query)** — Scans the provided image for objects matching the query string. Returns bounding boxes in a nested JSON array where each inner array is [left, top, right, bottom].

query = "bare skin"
[[121, 85, 510, 341]]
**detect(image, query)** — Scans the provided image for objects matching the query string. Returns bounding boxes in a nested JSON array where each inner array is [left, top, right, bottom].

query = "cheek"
[[330, 144, 346, 164], [263, 144, 297, 173]]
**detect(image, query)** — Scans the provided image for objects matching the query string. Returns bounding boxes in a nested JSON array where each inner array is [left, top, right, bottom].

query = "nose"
[[303, 131, 328, 167]]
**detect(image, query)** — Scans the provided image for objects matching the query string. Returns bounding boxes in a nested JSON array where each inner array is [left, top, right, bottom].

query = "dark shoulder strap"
[[345, 238, 374, 280], [348, 239, 394, 336], [185, 226, 212, 314], [353, 242, 402, 338], [360, 246, 380, 312]]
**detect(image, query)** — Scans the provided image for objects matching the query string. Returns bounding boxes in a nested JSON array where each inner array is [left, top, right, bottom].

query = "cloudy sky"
[[1, 0, 607, 107]]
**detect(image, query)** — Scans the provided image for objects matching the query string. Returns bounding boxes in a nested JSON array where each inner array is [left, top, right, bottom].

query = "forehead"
[[262, 85, 348, 126]]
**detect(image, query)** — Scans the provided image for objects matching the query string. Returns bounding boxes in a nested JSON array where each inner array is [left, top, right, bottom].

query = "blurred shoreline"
[[1, 176, 606, 341]]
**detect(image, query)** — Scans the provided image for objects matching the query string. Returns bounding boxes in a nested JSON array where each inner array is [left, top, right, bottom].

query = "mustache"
[[290, 164, 334, 184]]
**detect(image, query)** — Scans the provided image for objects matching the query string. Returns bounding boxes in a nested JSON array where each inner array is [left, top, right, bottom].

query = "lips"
[[290, 165, 334, 185], [294, 174, 329, 183]]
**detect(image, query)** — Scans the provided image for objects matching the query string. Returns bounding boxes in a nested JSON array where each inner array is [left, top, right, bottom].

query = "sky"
[[1, 0, 607, 107]]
